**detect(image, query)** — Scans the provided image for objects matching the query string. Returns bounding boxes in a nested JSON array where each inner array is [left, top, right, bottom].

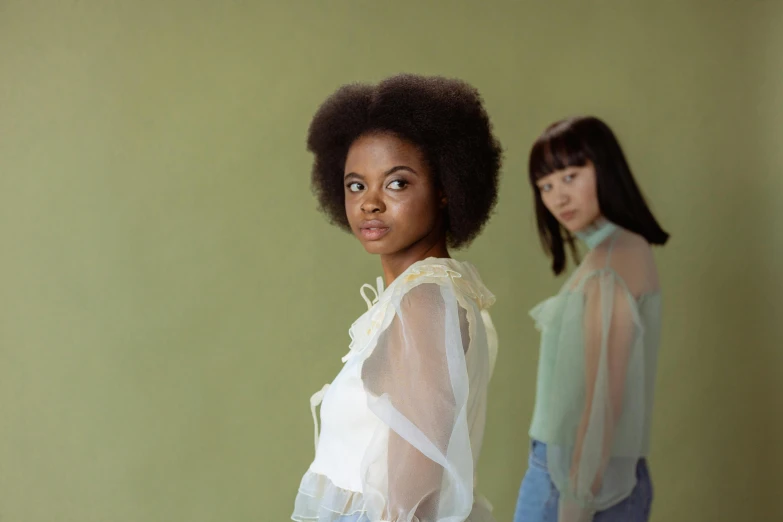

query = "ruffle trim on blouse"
[[529, 271, 647, 335], [292, 471, 496, 522], [343, 259, 495, 364], [529, 296, 561, 332]]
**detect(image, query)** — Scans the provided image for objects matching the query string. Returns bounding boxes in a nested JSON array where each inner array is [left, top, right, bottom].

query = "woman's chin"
[[357, 238, 392, 255]]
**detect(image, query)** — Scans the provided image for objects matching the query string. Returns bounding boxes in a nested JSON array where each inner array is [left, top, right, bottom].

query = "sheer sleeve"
[[359, 281, 474, 522], [549, 269, 646, 522]]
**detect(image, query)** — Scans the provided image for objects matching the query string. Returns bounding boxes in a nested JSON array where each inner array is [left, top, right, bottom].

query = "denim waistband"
[[529, 439, 648, 469]]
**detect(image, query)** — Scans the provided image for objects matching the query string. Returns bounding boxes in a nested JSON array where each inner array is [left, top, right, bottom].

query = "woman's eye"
[[539, 183, 552, 193], [387, 179, 408, 190], [563, 173, 576, 183], [347, 182, 364, 192]]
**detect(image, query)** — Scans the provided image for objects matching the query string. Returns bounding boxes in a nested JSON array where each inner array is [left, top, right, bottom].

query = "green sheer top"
[[529, 219, 662, 522]]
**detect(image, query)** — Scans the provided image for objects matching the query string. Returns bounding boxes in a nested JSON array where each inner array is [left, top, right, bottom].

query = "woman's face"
[[535, 161, 601, 232], [344, 132, 445, 256]]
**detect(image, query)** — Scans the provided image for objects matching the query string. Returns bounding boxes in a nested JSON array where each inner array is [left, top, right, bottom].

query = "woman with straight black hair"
[[513, 116, 668, 522]]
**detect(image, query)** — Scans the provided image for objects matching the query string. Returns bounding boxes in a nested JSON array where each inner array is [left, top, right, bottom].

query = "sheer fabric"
[[528, 221, 662, 522], [293, 259, 498, 522]]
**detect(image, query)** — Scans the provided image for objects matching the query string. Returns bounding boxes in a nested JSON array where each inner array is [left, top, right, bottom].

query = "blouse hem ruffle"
[[292, 471, 496, 522]]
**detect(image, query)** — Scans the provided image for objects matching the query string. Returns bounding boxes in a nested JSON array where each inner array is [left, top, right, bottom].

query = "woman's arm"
[[556, 270, 639, 522], [360, 282, 475, 521]]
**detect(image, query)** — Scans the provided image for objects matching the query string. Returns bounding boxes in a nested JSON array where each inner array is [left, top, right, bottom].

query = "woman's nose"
[[360, 192, 384, 214]]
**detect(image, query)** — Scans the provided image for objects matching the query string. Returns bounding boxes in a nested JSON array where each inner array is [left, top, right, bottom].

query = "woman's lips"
[[359, 220, 390, 240]]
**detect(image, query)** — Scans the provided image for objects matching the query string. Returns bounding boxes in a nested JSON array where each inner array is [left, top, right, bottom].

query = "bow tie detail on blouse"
[[359, 276, 385, 311]]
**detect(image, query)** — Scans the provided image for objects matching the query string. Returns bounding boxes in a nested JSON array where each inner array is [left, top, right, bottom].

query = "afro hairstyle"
[[306, 73, 503, 249]]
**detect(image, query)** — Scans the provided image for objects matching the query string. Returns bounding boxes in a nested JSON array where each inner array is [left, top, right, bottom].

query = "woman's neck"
[[576, 216, 618, 250], [380, 236, 449, 286]]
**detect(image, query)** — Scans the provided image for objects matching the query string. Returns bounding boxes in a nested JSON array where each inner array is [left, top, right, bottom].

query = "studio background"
[[1, 1, 781, 521]]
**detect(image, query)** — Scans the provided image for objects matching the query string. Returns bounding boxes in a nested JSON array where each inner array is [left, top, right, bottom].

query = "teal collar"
[[576, 218, 618, 250]]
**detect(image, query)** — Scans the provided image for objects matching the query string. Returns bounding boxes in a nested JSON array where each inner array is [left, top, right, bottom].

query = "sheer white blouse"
[[293, 258, 498, 522]]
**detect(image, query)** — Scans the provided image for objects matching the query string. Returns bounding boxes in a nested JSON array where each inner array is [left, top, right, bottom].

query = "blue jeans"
[[513, 440, 653, 522]]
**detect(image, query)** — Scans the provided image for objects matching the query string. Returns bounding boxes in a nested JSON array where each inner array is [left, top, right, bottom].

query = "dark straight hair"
[[529, 116, 669, 275]]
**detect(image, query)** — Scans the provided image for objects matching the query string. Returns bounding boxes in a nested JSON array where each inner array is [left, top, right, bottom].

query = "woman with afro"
[[291, 74, 503, 522]]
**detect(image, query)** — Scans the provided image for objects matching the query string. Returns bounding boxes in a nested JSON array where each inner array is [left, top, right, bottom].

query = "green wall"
[[1, 2, 780, 521]]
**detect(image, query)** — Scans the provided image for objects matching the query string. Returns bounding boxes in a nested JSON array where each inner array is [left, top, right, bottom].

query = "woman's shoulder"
[[575, 229, 659, 294], [394, 257, 496, 310]]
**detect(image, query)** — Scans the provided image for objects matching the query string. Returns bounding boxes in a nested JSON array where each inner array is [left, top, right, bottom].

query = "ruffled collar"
[[576, 218, 618, 250], [360, 257, 495, 310]]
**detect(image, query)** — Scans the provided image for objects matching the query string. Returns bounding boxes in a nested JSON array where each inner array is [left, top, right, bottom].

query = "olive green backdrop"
[[1, 1, 781, 521]]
